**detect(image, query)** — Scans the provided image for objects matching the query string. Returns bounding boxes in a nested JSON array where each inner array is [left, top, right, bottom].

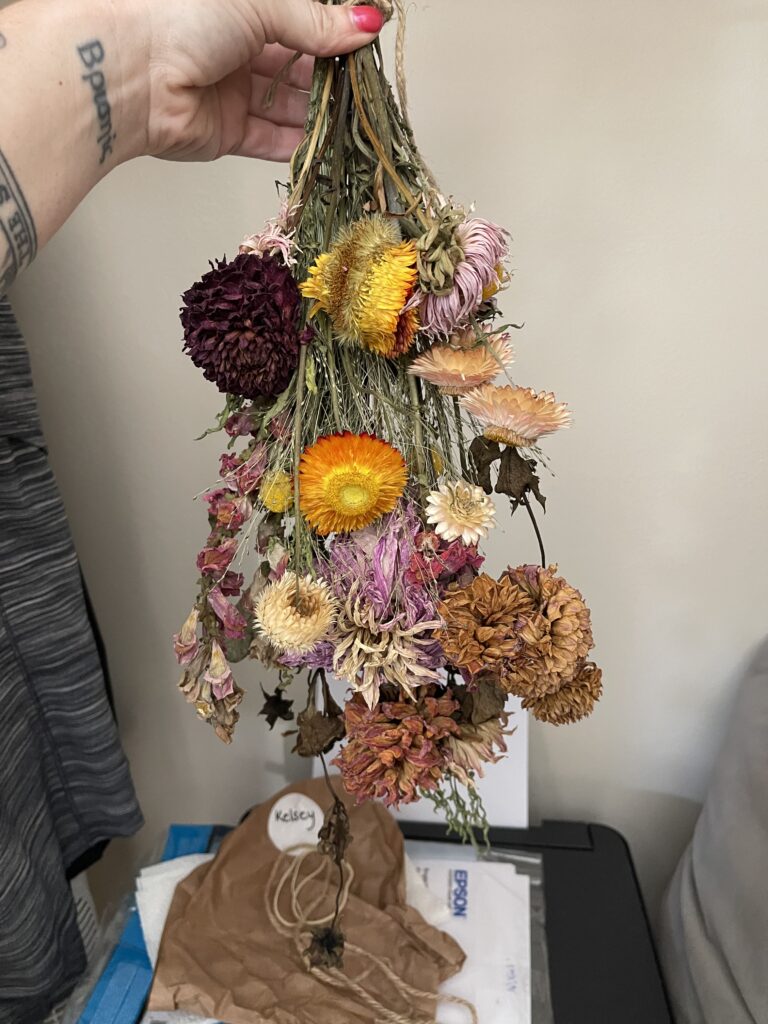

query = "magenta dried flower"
[[207, 585, 248, 640], [181, 253, 302, 400], [196, 537, 238, 576], [224, 410, 256, 437]]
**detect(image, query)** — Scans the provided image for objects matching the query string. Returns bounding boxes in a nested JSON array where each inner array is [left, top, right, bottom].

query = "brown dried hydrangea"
[[522, 660, 603, 725], [501, 564, 594, 699], [437, 565, 601, 721], [436, 572, 533, 678]]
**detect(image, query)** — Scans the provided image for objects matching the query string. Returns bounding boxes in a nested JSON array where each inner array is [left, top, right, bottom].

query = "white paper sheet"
[[410, 857, 531, 1024], [136, 853, 217, 1024]]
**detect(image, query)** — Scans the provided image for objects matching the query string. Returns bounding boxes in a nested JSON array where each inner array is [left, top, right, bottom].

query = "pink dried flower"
[[418, 218, 508, 336], [173, 607, 200, 665], [219, 571, 244, 596], [196, 537, 238, 576], [213, 495, 253, 532], [207, 586, 248, 640], [239, 202, 298, 268], [232, 444, 268, 495], [405, 531, 484, 592], [334, 691, 460, 806], [445, 712, 510, 787], [224, 410, 256, 437], [204, 640, 235, 700], [219, 452, 241, 475]]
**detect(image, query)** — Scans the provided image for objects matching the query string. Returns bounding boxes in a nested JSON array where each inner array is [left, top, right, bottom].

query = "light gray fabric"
[[659, 638, 768, 1024]]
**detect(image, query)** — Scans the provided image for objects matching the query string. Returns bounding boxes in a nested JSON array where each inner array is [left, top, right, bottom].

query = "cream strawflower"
[[426, 479, 496, 545], [460, 384, 571, 446], [253, 572, 336, 654], [408, 332, 515, 396]]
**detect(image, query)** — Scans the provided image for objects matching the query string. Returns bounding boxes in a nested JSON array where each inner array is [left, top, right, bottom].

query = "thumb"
[[255, 0, 385, 58]]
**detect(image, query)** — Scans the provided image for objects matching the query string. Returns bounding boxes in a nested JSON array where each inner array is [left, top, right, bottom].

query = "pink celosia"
[[207, 585, 247, 640], [204, 640, 235, 700], [173, 608, 200, 665], [418, 218, 508, 336], [333, 691, 460, 806], [196, 537, 238, 576]]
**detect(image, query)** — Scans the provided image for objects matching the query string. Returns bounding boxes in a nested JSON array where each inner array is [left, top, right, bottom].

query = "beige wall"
[[10, 0, 768, 915]]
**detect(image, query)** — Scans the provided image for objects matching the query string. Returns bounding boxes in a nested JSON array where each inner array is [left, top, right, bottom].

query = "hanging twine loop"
[[265, 844, 479, 1024]]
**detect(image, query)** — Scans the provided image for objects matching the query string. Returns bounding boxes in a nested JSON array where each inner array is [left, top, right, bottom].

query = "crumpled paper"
[[148, 777, 465, 1024]]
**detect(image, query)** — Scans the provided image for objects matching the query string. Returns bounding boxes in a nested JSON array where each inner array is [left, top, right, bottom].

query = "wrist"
[[77, 0, 152, 167]]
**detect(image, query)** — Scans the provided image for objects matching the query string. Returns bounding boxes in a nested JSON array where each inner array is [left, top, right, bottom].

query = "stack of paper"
[[406, 845, 532, 1024]]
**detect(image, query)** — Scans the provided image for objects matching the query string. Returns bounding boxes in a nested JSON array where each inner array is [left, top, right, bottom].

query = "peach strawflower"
[[460, 384, 571, 447], [408, 332, 515, 396]]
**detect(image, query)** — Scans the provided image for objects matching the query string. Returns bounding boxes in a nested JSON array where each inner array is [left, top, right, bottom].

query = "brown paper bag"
[[148, 777, 465, 1023]]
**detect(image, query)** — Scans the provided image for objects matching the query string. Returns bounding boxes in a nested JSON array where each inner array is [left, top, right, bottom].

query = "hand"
[[130, 0, 385, 162]]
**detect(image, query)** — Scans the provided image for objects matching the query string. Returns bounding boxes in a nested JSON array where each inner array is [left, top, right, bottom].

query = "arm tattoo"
[[0, 148, 37, 292], [77, 40, 116, 165]]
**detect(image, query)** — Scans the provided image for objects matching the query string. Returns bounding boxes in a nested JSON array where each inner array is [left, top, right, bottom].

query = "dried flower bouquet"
[[174, 9, 602, 841]]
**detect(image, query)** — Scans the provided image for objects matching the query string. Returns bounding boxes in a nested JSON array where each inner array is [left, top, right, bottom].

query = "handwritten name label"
[[267, 793, 323, 855], [77, 40, 116, 164]]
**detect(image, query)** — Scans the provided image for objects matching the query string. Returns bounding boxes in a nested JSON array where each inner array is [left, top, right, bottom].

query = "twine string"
[[265, 844, 479, 1024]]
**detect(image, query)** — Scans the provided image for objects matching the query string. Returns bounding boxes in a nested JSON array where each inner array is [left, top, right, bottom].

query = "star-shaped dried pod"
[[304, 925, 345, 970], [495, 445, 546, 512], [258, 685, 294, 729]]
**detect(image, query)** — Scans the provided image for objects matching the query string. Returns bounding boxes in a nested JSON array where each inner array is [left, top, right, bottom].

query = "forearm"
[[0, 0, 147, 290]]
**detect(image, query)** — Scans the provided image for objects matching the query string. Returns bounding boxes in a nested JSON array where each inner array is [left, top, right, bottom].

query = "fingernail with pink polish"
[[350, 5, 385, 33]]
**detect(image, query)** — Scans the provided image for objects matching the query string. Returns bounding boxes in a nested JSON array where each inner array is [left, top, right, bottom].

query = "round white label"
[[267, 792, 324, 855]]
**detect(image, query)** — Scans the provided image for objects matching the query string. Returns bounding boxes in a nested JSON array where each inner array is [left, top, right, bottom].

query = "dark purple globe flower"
[[181, 253, 302, 400]]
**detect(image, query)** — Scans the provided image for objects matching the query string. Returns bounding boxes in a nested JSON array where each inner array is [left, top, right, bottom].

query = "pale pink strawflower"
[[460, 384, 571, 446], [418, 218, 508, 336]]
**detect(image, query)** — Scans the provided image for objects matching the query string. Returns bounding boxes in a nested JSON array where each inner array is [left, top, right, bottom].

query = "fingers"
[[250, 74, 309, 128], [232, 118, 305, 162], [253, 0, 385, 58], [251, 46, 315, 91]]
